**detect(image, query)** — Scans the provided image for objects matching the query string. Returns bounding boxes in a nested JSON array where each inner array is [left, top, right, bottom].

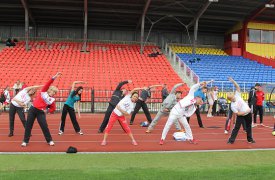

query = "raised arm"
[[170, 83, 184, 94], [130, 87, 143, 94], [41, 72, 62, 92], [24, 85, 43, 91], [71, 81, 85, 91], [188, 80, 213, 96], [115, 80, 131, 91], [149, 84, 163, 89], [228, 77, 240, 92]]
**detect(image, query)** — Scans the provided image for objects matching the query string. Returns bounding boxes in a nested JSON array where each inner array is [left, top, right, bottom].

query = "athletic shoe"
[[132, 140, 138, 146], [129, 122, 133, 125], [260, 123, 264, 126], [159, 139, 164, 145], [78, 130, 84, 135], [224, 130, 228, 134], [145, 129, 151, 133], [101, 140, 107, 146], [48, 141, 55, 146], [8, 132, 14, 137], [227, 140, 234, 144], [21, 142, 27, 147], [189, 139, 198, 144], [252, 124, 257, 128], [58, 130, 63, 135], [177, 129, 185, 132], [248, 140, 256, 144], [97, 130, 103, 133]]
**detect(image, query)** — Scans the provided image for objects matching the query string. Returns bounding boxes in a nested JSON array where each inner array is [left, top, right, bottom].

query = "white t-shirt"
[[172, 83, 200, 117], [4, 90, 10, 103], [231, 91, 250, 115], [113, 95, 136, 116], [11, 89, 31, 107]]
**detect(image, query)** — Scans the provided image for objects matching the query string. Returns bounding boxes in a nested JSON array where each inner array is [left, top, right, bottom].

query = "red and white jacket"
[[33, 78, 56, 112]]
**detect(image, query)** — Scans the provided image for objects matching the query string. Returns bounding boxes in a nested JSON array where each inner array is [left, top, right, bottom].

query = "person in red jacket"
[[21, 72, 61, 147], [253, 83, 265, 126]]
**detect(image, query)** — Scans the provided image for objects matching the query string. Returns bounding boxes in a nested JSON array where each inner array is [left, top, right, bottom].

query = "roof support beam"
[[82, 0, 88, 52], [188, 0, 212, 54], [140, 0, 152, 54], [247, 0, 275, 21], [24, 7, 30, 51], [20, 0, 36, 25], [188, 1, 211, 29]]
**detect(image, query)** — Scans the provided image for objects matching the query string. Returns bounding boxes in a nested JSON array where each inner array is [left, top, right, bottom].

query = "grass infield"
[[0, 150, 275, 180]]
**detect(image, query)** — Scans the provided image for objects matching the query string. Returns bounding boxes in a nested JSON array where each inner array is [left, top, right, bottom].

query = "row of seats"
[[176, 52, 275, 91], [171, 46, 227, 55], [0, 41, 189, 101]]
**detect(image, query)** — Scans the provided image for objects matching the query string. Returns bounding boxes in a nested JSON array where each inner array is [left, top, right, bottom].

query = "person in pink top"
[[21, 72, 61, 147]]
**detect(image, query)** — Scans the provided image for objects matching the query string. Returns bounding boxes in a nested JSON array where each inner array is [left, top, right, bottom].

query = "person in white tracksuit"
[[159, 80, 213, 145], [146, 83, 184, 133]]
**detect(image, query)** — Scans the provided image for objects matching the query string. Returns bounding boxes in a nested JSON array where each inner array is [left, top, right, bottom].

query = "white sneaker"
[[78, 130, 84, 135], [224, 130, 228, 134], [58, 130, 63, 135], [48, 141, 55, 146], [21, 142, 27, 147]]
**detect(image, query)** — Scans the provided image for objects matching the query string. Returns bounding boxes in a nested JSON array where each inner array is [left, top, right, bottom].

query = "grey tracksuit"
[[148, 83, 183, 131]]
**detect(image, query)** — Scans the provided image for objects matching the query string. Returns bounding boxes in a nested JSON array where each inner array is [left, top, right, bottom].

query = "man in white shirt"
[[159, 80, 213, 145], [227, 77, 255, 144]]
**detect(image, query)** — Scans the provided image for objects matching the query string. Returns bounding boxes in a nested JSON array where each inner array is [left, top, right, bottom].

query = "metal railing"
[[0, 88, 164, 113]]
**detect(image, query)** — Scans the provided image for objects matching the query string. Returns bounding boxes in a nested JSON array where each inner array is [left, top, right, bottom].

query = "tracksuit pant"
[[9, 103, 26, 133], [59, 104, 81, 133], [253, 105, 263, 124], [228, 113, 253, 143], [105, 112, 131, 134], [225, 103, 246, 131], [186, 105, 204, 128], [23, 106, 53, 143], [130, 99, 152, 124], [98, 104, 115, 132], [148, 110, 181, 131], [161, 112, 193, 141]]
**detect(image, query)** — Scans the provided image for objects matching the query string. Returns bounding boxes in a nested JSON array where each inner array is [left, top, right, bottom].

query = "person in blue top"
[[58, 81, 85, 135]]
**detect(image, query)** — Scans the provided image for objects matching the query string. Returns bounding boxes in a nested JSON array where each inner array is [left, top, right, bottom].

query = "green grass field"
[[0, 150, 275, 180]]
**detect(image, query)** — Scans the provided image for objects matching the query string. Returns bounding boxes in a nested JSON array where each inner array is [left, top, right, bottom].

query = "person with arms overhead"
[[98, 80, 132, 133], [58, 81, 86, 135], [21, 72, 61, 147], [227, 77, 255, 144]]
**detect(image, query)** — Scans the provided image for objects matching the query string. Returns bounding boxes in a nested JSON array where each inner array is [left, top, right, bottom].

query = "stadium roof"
[[0, 0, 274, 34]]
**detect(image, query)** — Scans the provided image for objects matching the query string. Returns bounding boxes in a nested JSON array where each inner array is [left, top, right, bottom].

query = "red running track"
[[0, 113, 274, 152]]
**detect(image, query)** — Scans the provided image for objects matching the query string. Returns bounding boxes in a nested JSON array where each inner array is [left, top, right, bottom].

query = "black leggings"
[[253, 105, 263, 124], [228, 113, 253, 143], [59, 104, 81, 132], [186, 105, 203, 127], [23, 106, 53, 143], [130, 99, 152, 124], [9, 103, 26, 132]]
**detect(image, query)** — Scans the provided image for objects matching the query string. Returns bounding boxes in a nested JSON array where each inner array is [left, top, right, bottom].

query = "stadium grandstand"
[[1, 2, 275, 179]]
